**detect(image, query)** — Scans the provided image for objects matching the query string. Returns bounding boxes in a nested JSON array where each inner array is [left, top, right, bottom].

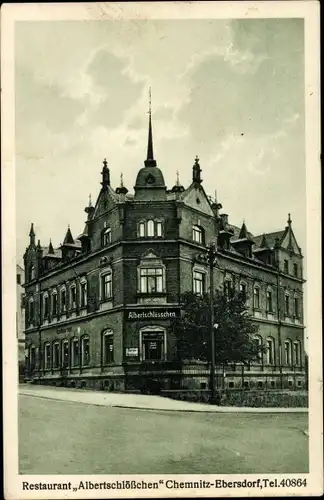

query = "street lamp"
[[206, 243, 218, 404]]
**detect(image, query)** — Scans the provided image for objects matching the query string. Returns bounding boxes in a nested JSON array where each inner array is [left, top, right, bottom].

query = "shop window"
[[193, 270, 205, 295], [71, 338, 79, 367], [140, 267, 163, 294], [192, 225, 204, 244], [102, 330, 114, 364], [44, 343, 51, 370], [81, 336, 90, 366], [285, 339, 292, 365], [141, 330, 165, 361], [62, 340, 69, 368], [266, 289, 273, 312], [253, 286, 260, 309], [80, 280, 87, 307], [265, 337, 275, 365], [52, 342, 60, 369]]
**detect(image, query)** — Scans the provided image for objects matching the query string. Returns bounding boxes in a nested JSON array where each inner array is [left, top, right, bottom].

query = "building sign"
[[125, 309, 180, 321], [126, 348, 139, 357], [57, 326, 73, 334]]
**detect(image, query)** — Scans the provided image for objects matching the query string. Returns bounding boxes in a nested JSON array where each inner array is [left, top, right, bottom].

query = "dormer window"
[[293, 263, 298, 277], [138, 220, 164, 238], [192, 225, 204, 244], [284, 259, 289, 274]]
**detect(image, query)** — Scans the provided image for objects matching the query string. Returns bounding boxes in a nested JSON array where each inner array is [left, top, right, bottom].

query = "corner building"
[[23, 112, 306, 391]]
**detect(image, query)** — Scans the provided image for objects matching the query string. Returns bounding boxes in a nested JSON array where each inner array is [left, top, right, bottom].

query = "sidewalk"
[[19, 384, 308, 413]]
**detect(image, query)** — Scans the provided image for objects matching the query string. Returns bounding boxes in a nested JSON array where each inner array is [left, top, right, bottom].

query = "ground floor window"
[[81, 336, 90, 366], [30, 345, 36, 371], [52, 342, 60, 369], [141, 331, 165, 361], [71, 338, 79, 367], [265, 337, 275, 365], [62, 340, 69, 367], [294, 341, 301, 366], [44, 343, 51, 370], [285, 339, 292, 365], [102, 331, 114, 364]]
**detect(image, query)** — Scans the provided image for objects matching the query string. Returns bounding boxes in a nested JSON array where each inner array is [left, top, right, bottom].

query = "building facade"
[[23, 112, 306, 392], [17, 264, 26, 380]]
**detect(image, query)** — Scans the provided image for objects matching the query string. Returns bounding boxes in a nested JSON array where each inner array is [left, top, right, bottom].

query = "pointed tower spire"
[[63, 226, 74, 245], [144, 88, 157, 167], [29, 223, 35, 246], [260, 233, 269, 249], [239, 221, 248, 239], [48, 239, 54, 255]]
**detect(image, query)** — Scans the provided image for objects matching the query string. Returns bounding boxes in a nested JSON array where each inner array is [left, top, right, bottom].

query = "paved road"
[[19, 392, 308, 475]]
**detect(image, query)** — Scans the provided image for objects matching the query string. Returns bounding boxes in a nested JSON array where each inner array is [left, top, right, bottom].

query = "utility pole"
[[206, 243, 218, 404]]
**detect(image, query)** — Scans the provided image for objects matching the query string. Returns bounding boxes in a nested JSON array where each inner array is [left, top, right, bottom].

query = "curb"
[[20, 391, 308, 414]]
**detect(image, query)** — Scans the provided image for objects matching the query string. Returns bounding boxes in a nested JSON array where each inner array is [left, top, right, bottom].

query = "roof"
[[42, 246, 62, 259], [253, 230, 285, 249]]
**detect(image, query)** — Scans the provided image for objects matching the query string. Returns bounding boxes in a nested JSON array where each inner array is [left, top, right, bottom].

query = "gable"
[[93, 187, 117, 219], [281, 229, 301, 255], [182, 185, 214, 216]]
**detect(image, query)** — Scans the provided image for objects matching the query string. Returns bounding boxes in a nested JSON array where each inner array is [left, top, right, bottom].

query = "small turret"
[[29, 223, 36, 246], [115, 173, 129, 195]]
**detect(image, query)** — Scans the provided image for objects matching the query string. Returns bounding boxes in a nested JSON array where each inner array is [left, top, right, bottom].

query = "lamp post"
[[206, 243, 218, 404]]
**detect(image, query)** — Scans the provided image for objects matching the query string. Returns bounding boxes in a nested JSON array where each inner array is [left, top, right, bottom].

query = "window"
[[44, 343, 51, 370], [147, 220, 155, 237], [80, 280, 87, 307], [103, 227, 111, 246], [62, 340, 69, 368], [192, 225, 203, 244], [141, 331, 165, 361], [28, 299, 34, 324], [266, 337, 275, 365], [254, 335, 263, 364], [253, 287, 260, 309], [81, 336, 90, 366], [285, 339, 292, 365], [71, 338, 79, 367], [52, 342, 60, 369], [103, 331, 114, 364], [102, 271, 112, 300], [293, 263, 298, 277], [293, 341, 301, 366], [30, 346, 36, 371], [17, 273, 21, 285], [224, 280, 233, 297], [31, 266, 36, 280], [43, 295, 49, 318], [140, 267, 163, 294], [61, 289, 66, 313], [156, 221, 162, 237], [285, 294, 290, 316], [284, 259, 289, 274], [52, 292, 57, 316], [239, 282, 247, 300], [70, 285, 77, 309], [193, 271, 205, 295], [139, 222, 145, 237], [294, 297, 299, 317], [266, 290, 273, 312]]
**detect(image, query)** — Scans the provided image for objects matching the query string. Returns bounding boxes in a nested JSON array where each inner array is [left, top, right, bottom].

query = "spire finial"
[[101, 158, 110, 187], [288, 213, 292, 226], [29, 223, 36, 246], [88, 194, 92, 207], [120, 172, 124, 187], [176, 170, 180, 186], [192, 155, 202, 183], [144, 88, 156, 167]]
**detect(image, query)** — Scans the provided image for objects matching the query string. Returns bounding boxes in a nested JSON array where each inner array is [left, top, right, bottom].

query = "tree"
[[172, 289, 265, 364]]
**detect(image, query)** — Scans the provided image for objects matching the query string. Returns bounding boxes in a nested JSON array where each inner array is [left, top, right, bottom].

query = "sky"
[[15, 18, 305, 265]]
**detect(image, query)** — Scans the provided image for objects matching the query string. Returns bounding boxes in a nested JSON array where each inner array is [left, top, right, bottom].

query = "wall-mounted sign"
[[57, 326, 73, 334], [126, 348, 139, 357], [125, 309, 180, 321]]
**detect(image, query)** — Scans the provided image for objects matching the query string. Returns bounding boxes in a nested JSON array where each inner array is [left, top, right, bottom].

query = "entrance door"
[[142, 332, 164, 361]]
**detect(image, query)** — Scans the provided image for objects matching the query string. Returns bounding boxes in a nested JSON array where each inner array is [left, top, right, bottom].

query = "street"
[[19, 389, 308, 474]]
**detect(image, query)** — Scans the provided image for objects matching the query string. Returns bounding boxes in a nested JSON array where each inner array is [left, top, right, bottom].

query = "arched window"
[[253, 286, 260, 309], [52, 341, 60, 369], [265, 337, 276, 365], [102, 227, 111, 246], [62, 340, 69, 368], [102, 330, 114, 364], [81, 335, 90, 366], [293, 340, 301, 366], [266, 289, 273, 313], [239, 282, 247, 301], [28, 298, 34, 326], [51, 290, 58, 316], [71, 338, 79, 367], [69, 283, 77, 310], [60, 286, 67, 313], [44, 343, 51, 370], [254, 335, 263, 364], [147, 220, 155, 237], [29, 345, 36, 371], [31, 265, 36, 280], [43, 292, 49, 319], [284, 339, 292, 366], [156, 221, 162, 237], [139, 222, 145, 237], [80, 278, 87, 308], [294, 297, 300, 318], [192, 225, 204, 244]]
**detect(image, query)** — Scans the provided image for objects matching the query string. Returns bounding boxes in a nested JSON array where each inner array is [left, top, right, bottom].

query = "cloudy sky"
[[15, 18, 305, 264]]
